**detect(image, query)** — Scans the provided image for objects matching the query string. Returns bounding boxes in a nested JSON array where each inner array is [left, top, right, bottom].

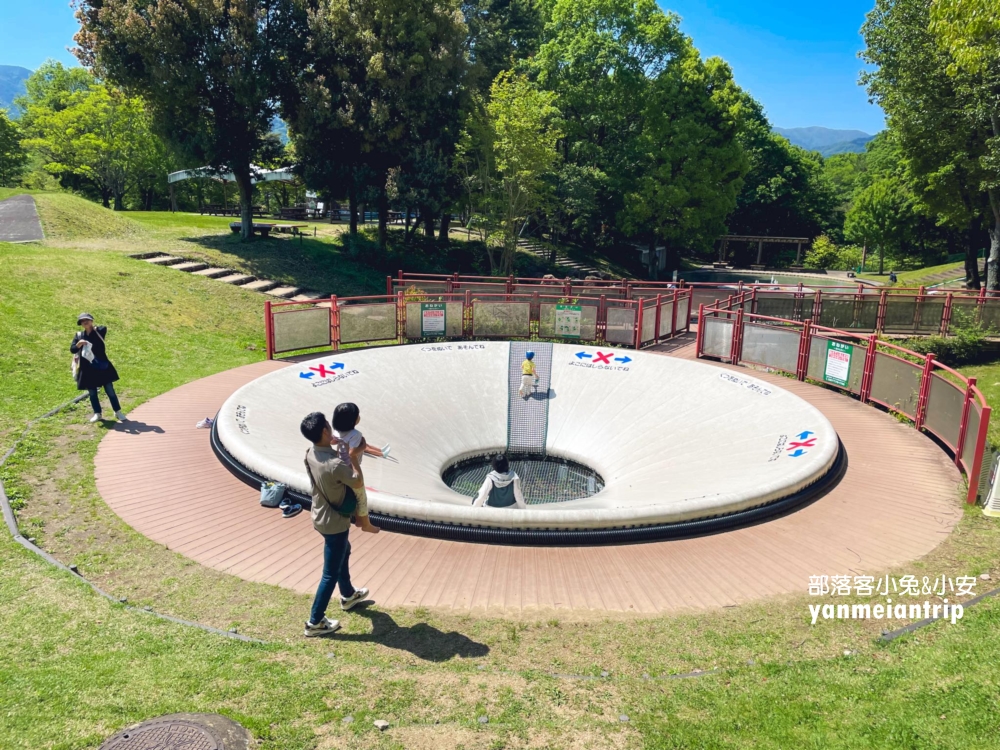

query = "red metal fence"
[[264, 287, 693, 359], [696, 298, 993, 505]]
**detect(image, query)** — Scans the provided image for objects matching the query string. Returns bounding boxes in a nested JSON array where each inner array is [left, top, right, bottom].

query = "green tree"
[[488, 71, 562, 274], [844, 177, 914, 275], [532, 0, 687, 247], [0, 110, 28, 186], [288, 0, 469, 247], [618, 51, 747, 277], [22, 85, 162, 209], [75, 0, 304, 238], [863, 0, 991, 289]]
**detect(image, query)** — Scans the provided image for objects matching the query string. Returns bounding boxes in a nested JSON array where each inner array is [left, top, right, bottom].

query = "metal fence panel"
[[807, 336, 865, 393], [676, 294, 691, 323], [472, 301, 531, 337], [339, 303, 398, 344], [924, 374, 965, 449], [658, 300, 675, 338], [400, 281, 449, 297], [691, 289, 722, 316], [740, 323, 800, 373], [641, 303, 657, 344], [405, 302, 464, 339], [272, 307, 330, 354], [979, 300, 1000, 331], [915, 298, 946, 333], [817, 296, 879, 331], [869, 352, 922, 417], [538, 303, 598, 341], [605, 306, 637, 345], [962, 403, 982, 472], [882, 297, 919, 333], [456, 282, 508, 296], [950, 298, 982, 329], [701, 317, 733, 359], [757, 292, 812, 320]]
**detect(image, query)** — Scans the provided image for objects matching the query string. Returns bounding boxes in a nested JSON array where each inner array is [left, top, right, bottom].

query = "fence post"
[[860, 334, 878, 403], [696, 304, 706, 357], [955, 377, 974, 467], [465, 289, 473, 338], [329, 295, 340, 352], [967, 404, 992, 503], [796, 318, 812, 380], [264, 299, 274, 360], [396, 290, 405, 343], [599, 294, 607, 343], [385, 275, 393, 297], [812, 289, 823, 325], [670, 290, 679, 337], [731, 308, 744, 364], [750, 287, 758, 315], [876, 289, 888, 334], [941, 293, 953, 336], [914, 353, 935, 431], [977, 285, 987, 326], [507, 274, 514, 298], [654, 294, 663, 343], [634, 300, 644, 350]]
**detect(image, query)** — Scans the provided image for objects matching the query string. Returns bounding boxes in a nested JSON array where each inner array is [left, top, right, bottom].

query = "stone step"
[[191, 267, 233, 278], [168, 261, 209, 272], [266, 285, 302, 298], [240, 279, 280, 292], [217, 273, 256, 285], [291, 291, 325, 302], [145, 255, 184, 265]]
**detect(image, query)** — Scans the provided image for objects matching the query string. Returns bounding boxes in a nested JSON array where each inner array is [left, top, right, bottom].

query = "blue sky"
[[0, 0, 884, 134]]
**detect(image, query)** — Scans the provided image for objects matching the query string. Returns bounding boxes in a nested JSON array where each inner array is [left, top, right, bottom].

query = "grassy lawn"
[[858, 260, 967, 287], [4, 192, 1000, 747]]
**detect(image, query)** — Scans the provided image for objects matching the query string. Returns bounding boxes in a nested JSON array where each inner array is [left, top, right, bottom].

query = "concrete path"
[[0, 194, 44, 243]]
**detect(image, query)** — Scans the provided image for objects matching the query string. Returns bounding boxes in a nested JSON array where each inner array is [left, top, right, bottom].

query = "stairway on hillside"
[[517, 237, 607, 278]]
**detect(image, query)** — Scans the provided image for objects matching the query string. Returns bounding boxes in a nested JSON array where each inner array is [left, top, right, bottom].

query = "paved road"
[[0, 194, 44, 243]]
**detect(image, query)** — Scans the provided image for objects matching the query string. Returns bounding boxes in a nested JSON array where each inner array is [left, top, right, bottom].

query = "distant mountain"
[[0, 65, 31, 115], [773, 126, 875, 156]]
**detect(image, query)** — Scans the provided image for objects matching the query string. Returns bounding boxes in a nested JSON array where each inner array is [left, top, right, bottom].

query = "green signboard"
[[420, 302, 446, 337], [555, 304, 582, 339], [823, 340, 853, 387]]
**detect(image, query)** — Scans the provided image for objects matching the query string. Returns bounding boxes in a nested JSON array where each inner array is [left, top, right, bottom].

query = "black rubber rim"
[[210, 417, 846, 546]]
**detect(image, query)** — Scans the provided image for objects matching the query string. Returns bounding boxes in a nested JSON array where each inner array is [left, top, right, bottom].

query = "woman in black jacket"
[[71, 312, 127, 423]]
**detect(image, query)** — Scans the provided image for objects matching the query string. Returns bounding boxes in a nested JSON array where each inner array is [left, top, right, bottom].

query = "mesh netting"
[[442, 453, 605, 505]]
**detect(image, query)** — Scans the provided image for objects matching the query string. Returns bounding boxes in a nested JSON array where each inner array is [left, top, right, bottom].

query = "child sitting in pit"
[[472, 454, 527, 508], [331, 402, 390, 534], [519, 351, 539, 398]]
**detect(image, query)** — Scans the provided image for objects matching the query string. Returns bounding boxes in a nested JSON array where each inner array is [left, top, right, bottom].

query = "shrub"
[[904, 314, 992, 366]]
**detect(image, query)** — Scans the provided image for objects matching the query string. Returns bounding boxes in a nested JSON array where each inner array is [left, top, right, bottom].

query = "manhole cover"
[[100, 714, 251, 750]]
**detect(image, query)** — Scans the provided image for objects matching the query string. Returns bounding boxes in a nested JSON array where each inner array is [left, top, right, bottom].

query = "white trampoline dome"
[[213, 343, 840, 539]]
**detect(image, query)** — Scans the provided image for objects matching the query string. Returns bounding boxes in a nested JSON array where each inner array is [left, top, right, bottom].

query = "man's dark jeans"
[[88, 382, 121, 414], [309, 528, 356, 625]]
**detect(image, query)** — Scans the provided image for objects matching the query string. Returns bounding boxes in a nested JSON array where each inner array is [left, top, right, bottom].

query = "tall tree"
[[0, 110, 28, 187], [23, 85, 162, 209], [75, 0, 304, 238], [289, 0, 469, 248], [844, 177, 914, 275], [618, 51, 747, 277], [863, 0, 991, 288], [929, 0, 1000, 287]]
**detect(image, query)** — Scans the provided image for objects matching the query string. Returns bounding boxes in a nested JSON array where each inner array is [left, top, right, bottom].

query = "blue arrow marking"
[[615, 356, 632, 364], [789, 449, 806, 457], [329, 362, 345, 370], [299, 372, 315, 379], [575, 352, 592, 359], [796, 431, 814, 440]]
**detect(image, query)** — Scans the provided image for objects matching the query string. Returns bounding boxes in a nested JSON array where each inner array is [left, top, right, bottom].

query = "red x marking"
[[788, 438, 816, 450], [309, 364, 336, 378], [593, 351, 613, 364]]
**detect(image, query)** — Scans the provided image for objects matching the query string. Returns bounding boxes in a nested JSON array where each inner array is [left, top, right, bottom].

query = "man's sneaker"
[[282, 503, 302, 519], [279, 497, 291, 511], [304, 617, 341, 637], [115, 410, 128, 421], [381, 444, 391, 459], [89, 413, 102, 423], [341, 587, 369, 611]]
